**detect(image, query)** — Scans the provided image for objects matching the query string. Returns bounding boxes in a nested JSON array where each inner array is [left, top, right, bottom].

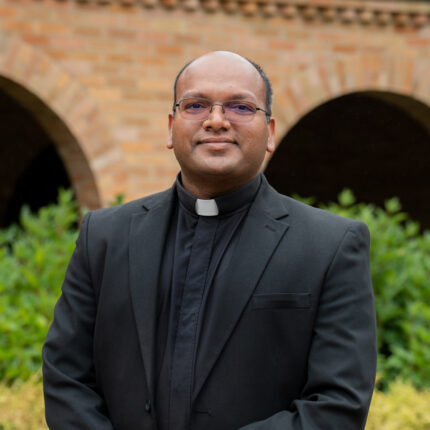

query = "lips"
[[198, 137, 236, 144]]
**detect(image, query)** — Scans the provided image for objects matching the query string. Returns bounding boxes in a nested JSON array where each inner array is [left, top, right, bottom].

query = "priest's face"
[[168, 51, 275, 193]]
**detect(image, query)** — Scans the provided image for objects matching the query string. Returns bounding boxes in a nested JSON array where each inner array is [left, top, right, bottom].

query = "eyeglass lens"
[[178, 98, 260, 122]]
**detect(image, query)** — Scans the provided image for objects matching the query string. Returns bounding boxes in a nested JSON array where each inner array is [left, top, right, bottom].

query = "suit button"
[[145, 400, 151, 413]]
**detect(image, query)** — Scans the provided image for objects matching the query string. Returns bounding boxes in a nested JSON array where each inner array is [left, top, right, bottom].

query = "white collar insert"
[[195, 199, 219, 216]]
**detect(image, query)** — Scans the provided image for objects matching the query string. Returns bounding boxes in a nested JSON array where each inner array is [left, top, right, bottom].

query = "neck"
[[180, 172, 258, 199]]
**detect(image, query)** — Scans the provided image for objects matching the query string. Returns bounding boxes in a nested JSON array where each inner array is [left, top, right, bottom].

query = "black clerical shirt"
[[155, 174, 262, 430]]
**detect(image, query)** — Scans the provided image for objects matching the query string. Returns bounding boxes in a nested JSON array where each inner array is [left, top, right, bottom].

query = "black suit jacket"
[[43, 177, 377, 430]]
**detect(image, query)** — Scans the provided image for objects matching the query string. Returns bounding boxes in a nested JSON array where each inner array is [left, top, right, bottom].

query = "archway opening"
[[0, 77, 100, 228], [266, 91, 430, 230], [4, 146, 71, 227]]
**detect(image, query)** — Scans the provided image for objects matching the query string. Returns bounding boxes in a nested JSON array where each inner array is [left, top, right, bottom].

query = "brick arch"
[[0, 33, 128, 208], [264, 52, 430, 228], [269, 51, 430, 160]]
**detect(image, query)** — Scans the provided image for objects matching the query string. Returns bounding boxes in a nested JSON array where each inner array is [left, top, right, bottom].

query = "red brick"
[[174, 34, 201, 44], [107, 28, 137, 39], [407, 37, 430, 47], [107, 54, 134, 63], [139, 30, 170, 43], [39, 23, 69, 34], [50, 36, 85, 50], [268, 40, 296, 50], [2, 20, 34, 32], [333, 44, 357, 53], [156, 45, 184, 55], [140, 56, 169, 66], [75, 26, 102, 37], [21, 34, 49, 46], [0, 7, 16, 17]]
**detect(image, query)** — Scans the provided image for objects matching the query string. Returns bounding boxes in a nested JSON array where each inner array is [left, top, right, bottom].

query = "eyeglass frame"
[[173, 97, 272, 123]]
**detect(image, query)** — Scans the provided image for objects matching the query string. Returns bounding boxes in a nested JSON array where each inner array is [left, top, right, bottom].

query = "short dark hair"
[[172, 55, 273, 121]]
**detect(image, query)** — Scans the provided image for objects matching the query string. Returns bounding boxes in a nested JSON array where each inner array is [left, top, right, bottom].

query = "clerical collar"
[[175, 173, 262, 217]]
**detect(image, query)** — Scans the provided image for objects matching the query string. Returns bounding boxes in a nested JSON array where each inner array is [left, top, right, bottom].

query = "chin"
[[200, 163, 241, 177]]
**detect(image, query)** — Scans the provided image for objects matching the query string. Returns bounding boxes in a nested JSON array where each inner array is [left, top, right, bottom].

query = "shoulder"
[[83, 187, 174, 233], [264, 188, 371, 272], [266, 183, 369, 242]]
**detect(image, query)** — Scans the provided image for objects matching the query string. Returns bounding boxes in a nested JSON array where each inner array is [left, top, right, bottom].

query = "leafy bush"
[[317, 190, 430, 390], [366, 380, 430, 429], [0, 373, 45, 430], [0, 190, 78, 383]]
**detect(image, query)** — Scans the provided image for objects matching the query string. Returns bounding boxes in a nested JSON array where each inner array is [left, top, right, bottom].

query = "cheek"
[[241, 128, 269, 153], [172, 122, 199, 145], [171, 128, 189, 153]]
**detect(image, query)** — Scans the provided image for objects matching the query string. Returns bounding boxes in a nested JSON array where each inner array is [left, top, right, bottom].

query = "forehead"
[[176, 54, 266, 102]]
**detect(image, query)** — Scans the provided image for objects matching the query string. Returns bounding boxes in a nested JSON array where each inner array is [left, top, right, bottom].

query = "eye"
[[226, 101, 256, 115], [182, 100, 209, 112]]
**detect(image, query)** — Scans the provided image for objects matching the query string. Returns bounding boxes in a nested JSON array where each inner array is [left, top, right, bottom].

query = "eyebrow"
[[179, 91, 257, 102]]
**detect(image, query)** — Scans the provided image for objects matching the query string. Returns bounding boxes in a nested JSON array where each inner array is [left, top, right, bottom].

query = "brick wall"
[[0, 0, 429, 206]]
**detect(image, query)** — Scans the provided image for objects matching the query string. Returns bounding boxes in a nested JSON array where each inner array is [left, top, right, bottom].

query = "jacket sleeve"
[[42, 212, 115, 430], [238, 221, 377, 430]]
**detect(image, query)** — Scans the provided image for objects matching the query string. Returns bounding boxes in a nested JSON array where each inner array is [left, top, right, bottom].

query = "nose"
[[203, 104, 230, 131]]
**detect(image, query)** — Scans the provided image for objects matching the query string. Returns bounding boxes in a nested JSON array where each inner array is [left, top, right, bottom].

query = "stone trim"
[[47, 0, 430, 28]]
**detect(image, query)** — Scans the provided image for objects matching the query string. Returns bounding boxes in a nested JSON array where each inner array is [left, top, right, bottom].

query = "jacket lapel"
[[128, 187, 175, 399], [192, 179, 290, 402]]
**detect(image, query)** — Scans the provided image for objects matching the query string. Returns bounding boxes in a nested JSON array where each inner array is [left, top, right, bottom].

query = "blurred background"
[[0, 0, 430, 428]]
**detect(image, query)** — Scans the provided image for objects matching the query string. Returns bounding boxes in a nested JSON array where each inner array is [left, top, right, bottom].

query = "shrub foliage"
[[367, 380, 430, 429], [318, 190, 430, 389], [0, 190, 78, 382], [0, 189, 429, 390]]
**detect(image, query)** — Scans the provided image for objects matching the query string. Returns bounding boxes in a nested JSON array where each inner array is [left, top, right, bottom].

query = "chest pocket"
[[250, 292, 311, 310]]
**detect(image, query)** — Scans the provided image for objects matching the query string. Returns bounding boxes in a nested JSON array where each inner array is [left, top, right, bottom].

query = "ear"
[[266, 118, 275, 153], [167, 113, 174, 149]]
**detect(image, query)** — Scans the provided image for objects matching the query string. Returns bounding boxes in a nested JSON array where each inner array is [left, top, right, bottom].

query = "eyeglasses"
[[174, 98, 271, 123]]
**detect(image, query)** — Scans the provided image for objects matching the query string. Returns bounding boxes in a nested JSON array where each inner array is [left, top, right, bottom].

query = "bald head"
[[173, 51, 273, 119]]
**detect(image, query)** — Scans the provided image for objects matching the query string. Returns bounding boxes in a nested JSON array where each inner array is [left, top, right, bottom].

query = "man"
[[43, 51, 377, 430]]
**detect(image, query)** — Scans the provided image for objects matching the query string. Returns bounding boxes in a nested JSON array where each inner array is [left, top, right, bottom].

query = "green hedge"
[[315, 190, 430, 390], [0, 189, 429, 389], [0, 190, 78, 382]]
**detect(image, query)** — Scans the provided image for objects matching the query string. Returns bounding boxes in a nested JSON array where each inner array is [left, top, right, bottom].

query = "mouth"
[[198, 138, 237, 145]]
